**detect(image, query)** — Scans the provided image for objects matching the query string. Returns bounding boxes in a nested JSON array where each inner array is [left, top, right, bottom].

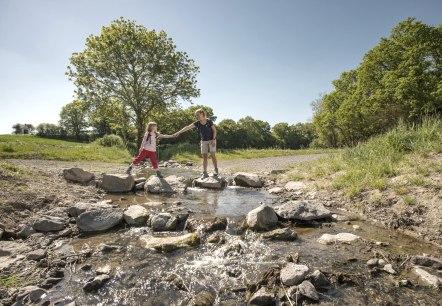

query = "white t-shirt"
[[143, 132, 157, 152]]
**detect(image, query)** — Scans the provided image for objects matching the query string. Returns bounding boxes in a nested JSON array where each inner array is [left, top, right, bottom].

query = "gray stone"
[[17, 224, 36, 238], [298, 280, 319, 301], [77, 208, 123, 232], [135, 182, 145, 190], [246, 204, 278, 231], [145, 176, 175, 193], [307, 270, 330, 288], [280, 263, 309, 286], [378, 259, 387, 266], [0, 241, 31, 256], [134, 177, 146, 184], [123, 205, 149, 226], [26, 249, 47, 261], [367, 258, 379, 268], [262, 228, 297, 241], [186, 216, 228, 233], [414, 267, 441, 288], [83, 274, 110, 292], [190, 290, 216, 306], [96, 264, 112, 275], [141, 232, 200, 252], [16, 286, 47, 302], [383, 264, 397, 275], [248, 287, 275, 305], [63, 168, 94, 184], [317, 233, 359, 245], [194, 176, 226, 189], [234, 172, 264, 188], [275, 200, 331, 221], [101, 174, 135, 192], [150, 213, 178, 231], [411, 256, 442, 269], [32, 216, 65, 232], [284, 181, 306, 191], [268, 187, 284, 194], [68, 201, 114, 217]]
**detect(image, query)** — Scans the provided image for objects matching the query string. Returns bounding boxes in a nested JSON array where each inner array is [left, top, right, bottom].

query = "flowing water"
[[46, 170, 442, 305]]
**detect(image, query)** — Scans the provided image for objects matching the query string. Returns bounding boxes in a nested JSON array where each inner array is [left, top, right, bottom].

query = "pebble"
[[298, 280, 319, 301], [280, 263, 309, 286], [383, 264, 397, 275]]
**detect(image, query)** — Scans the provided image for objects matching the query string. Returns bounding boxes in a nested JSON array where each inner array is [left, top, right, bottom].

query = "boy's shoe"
[[201, 172, 209, 179], [126, 165, 133, 175], [156, 171, 164, 178]]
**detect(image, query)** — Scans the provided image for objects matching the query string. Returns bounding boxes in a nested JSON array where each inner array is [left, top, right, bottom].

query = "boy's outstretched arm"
[[158, 133, 177, 139], [174, 123, 195, 136]]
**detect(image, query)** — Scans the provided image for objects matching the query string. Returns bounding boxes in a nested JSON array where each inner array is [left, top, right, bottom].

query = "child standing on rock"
[[126, 122, 176, 177], [174, 108, 219, 178]]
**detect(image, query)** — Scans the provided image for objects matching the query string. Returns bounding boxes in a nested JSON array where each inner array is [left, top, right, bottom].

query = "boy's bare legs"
[[202, 154, 209, 178], [211, 152, 219, 176]]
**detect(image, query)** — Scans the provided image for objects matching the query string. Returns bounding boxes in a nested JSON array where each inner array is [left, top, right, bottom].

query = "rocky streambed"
[[0, 162, 441, 305]]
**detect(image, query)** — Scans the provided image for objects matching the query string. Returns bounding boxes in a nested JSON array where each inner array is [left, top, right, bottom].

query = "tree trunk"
[[136, 117, 145, 148]]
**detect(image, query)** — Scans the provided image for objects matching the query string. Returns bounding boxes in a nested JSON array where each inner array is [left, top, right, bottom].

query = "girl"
[[126, 122, 176, 178]]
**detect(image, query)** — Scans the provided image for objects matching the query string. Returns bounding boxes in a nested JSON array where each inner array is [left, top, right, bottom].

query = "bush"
[[94, 134, 125, 148]]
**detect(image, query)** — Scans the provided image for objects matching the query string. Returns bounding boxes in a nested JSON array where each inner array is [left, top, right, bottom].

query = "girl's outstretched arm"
[[157, 133, 177, 139], [175, 123, 195, 136]]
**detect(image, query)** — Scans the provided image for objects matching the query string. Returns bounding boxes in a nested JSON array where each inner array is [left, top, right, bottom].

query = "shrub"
[[94, 134, 125, 148]]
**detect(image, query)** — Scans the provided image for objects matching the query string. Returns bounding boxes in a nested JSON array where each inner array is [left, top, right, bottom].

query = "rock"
[[193, 176, 226, 189], [135, 182, 145, 190], [190, 290, 216, 306], [284, 181, 306, 191], [378, 259, 387, 266], [248, 287, 275, 305], [123, 205, 149, 226], [411, 256, 442, 269], [0, 241, 31, 256], [353, 225, 361, 231], [150, 213, 178, 231], [40, 277, 63, 289], [275, 200, 331, 221], [96, 264, 112, 275], [367, 258, 379, 268], [32, 216, 65, 232], [331, 214, 358, 222], [141, 232, 200, 252], [262, 228, 297, 241], [134, 177, 146, 184], [280, 263, 309, 286], [398, 279, 412, 287], [383, 264, 397, 275], [17, 224, 36, 238], [414, 267, 441, 288], [68, 201, 114, 217], [77, 208, 123, 232], [145, 176, 174, 193], [186, 217, 227, 233], [101, 174, 135, 193], [63, 168, 94, 184], [234, 172, 264, 188], [307, 270, 330, 288], [246, 204, 278, 231], [0, 228, 3, 240], [298, 280, 319, 301], [268, 187, 284, 194], [207, 233, 226, 244], [26, 249, 47, 261], [270, 169, 286, 175], [16, 286, 47, 302], [317, 233, 359, 245], [83, 274, 111, 292]]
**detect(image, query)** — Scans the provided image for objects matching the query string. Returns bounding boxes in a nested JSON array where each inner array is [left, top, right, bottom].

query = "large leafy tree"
[[59, 100, 88, 140], [67, 18, 200, 145]]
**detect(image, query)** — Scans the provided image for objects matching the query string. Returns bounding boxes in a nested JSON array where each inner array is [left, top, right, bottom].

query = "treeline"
[[312, 18, 442, 147]]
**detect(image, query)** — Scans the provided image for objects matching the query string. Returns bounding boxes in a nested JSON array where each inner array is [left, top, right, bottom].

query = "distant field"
[[0, 135, 131, 163]]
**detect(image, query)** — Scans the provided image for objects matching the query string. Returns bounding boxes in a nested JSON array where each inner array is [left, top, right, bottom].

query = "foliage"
[[12, 123, 35, 135], [94, 134, 125, 148], [36, 123, 66, 138], [67, 17, 200, 146], [59, 100, 89, 140], [313, 18, 442, 147]]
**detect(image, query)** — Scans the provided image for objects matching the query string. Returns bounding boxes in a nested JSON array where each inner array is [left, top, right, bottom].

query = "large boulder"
[[248, 287, 275, 305], [77, 208, 123, 232], [275, 200, 331, 221], [145, 176, 174, 193], [150, 213, 178, 231], [234, 172, 264, 188], [123, 205, 149, 226], [317, 233, 359, 245], [193, 176, 226, 189], [101, 174, 135, 193], [141, 232, 200, 252], [32, 216, 66, 232], [280, 263, 309, 286], [246, 204, 278, 231], [63, 168, 94, 184], [163, 175, 190, 192], [68, 201, 114, 218]]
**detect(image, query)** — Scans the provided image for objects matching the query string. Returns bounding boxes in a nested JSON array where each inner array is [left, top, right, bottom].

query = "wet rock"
[[216, 241, 246, 257], [0, 241, 31, 256], [234, 172, 264, 188], [190, 290, 216, 306], [280, 263, 309, 286], [81, 264, 93, 271], [135, 182, 145, 190], [77, 208, 123, 232], [248, 287, 275, 305], [274, 200, 331, 221], [194, 176, 226, 189], [307, 270, 330, 288], [83, 274, 111, 292], [331, 214, 359, 222], [186, 216, 227, 233], [150, 213, 178, 231], [145, 176, 175, 193], [207, 233, 226, 244], [123, 205, 149, 226], [17, 224, 36, 238], [268, 187, 283, 194], [63, 167, 94, 184], [98, 244, 120, 253], [134, 177, 146, 184], [284, 181, 306, 192], [16, 286, 47, 303], [96, 264, 112, 275], [383, 264, 397, 275], [101, 174, 135, 193], [367, 258, 379, 268], [298, 280, 319, 301], [262, 228, 297, 241], [317, 233, 359, 245], [141, 232, 200, 252], [32, 216, 66, 232], [26, 249, 47, 261], [68, 201, 114, 218], [246, 204, 278, 231], [414, 267, 441, 288], [40, 277, 63, 289], [411, 256, 442, 269]]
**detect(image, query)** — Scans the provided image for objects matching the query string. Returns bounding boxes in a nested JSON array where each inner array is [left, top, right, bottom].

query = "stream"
[[45, 169, 442, 305]]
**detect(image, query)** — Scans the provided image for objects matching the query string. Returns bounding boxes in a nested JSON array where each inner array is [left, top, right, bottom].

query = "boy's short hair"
[[194, 108, 206, 117]]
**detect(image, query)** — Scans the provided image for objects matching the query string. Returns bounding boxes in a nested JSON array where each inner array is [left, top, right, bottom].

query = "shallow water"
[[46, 173, 442, 305]]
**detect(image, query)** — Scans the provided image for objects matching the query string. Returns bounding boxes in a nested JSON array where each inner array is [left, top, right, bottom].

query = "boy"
[[175, 108, 219, 178]]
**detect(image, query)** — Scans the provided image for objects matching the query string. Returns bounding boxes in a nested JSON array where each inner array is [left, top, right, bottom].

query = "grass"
[[0, 135, 131, 163], [0, 275, 20, 288], [287, 117, 442, 197]]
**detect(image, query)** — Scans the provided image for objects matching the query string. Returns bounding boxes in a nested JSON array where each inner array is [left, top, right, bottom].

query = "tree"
[[59, 100, 89, 140], [36, 123, 64, 138], [217, 119, 248, 148], [67, 18, 200, 146]]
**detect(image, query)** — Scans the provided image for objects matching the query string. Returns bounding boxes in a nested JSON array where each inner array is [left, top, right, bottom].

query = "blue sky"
[[0, 0, 441, 134]]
